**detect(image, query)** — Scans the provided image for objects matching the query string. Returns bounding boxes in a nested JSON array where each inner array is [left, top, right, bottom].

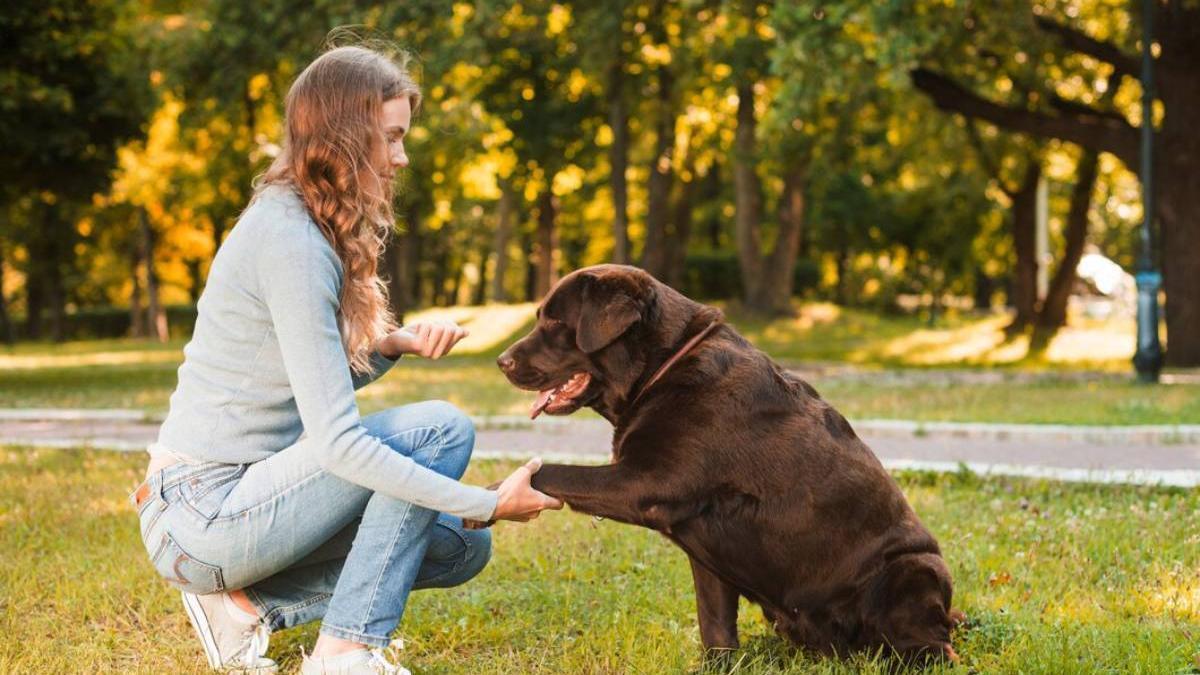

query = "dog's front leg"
[[531, 462, 667, 527], [689, 556, 740, 653]]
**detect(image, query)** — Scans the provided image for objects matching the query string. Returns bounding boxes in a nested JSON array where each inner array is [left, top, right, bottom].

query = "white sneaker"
[[299, 645, 411, 675], [180, 591, 276, 673]]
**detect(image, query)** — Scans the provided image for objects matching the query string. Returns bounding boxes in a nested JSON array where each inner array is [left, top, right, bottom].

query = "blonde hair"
[[258, 44, 421, 375]]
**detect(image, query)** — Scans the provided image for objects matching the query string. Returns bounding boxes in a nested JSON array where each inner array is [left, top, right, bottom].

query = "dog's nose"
[[497, 354, 515, 373]]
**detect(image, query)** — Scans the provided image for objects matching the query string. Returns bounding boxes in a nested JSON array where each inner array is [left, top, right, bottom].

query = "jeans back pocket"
[[178, 464, 246, 521], [149, 530, 225, 594]]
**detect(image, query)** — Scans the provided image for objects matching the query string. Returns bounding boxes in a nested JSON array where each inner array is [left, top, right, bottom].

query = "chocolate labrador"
[[494, 264, 960, 662]]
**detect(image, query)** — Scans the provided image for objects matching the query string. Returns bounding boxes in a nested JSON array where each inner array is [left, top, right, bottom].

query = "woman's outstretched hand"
[[492, 457, 564, 522], [380, 320, 468, 360]]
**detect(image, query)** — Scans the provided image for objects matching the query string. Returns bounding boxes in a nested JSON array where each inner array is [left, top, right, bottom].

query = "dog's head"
[[497, 264, 715, 419]]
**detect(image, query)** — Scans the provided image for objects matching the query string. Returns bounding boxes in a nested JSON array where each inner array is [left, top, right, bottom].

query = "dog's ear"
[[575, 280, 641, 353]]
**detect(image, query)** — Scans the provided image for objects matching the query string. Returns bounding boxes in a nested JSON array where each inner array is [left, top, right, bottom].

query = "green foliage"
[[679, 251, 819, 301], [0, 0, 1162, 342]]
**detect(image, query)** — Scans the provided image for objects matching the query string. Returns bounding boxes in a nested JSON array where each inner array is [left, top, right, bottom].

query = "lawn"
[[1, 304, 1197, 425], [1, 448, 1197, 673]]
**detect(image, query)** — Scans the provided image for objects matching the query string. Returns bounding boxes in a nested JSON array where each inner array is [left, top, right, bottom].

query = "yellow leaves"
[[595, 124, 613, 148], [552, 165, 585, 196], [481, 124, 514, 150], [640, 43, 672, 66], [451, 3, 474, 25], [565, 69, 589, 102], [521, 86, 535, 101], [546, 4, 571, 37], [459, 158, 501, 200], [712, 63, 732, 81], [247, 73, 271, 101]]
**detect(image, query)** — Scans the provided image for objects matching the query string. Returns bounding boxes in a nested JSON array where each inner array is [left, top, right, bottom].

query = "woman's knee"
[[373, 400, 475, 479], [422, 400, 475, 479]]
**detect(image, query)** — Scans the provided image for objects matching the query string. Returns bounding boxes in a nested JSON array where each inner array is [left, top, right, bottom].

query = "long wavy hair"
[[257, 45, 420, 374]]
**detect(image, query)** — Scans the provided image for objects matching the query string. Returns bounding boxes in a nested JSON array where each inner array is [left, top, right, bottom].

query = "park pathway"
[[2, 409, 1199, 487]]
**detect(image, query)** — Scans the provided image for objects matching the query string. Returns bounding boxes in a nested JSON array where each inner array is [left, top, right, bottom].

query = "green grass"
[[1, 303, 1196, 425], [1, 448, 1197, 673]]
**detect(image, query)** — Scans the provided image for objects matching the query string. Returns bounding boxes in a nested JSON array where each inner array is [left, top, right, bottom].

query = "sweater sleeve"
[[351, 349, 399, 390], [256, 221, 498, 521]]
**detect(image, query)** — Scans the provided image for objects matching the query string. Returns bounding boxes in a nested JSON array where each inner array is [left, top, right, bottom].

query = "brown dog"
[[495, 264, 959, 662]]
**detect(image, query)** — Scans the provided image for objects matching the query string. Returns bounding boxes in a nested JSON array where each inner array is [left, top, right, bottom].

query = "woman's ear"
[[575, 281, 641, 353]]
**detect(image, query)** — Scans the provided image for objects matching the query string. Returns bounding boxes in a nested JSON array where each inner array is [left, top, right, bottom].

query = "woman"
[[130, 45, 561, 675]]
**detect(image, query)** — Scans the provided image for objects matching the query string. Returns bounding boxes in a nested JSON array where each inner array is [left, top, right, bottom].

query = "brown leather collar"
[[628, 319, 722, 407]]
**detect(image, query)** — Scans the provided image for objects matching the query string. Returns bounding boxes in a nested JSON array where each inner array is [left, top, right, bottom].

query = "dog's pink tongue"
[[530, 388, 555, 420]]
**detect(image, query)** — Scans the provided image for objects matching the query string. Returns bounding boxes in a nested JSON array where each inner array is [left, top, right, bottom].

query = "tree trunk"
[[185, 258, 203, 304], [1158, 91, 1200, 366], [24, 270, 42, 339], [666, 165, 698, 290], [1008, 162, 1041, 333], [974, 266, 995, 311], [534, 188, 559, 299], [129, 247, 146, 338], [490, 182, 515, 303], [450, 257, 465, 305], [521, 230, 537, 302], [43, 208, 66, 343], [140, 208, 168, 342], [431, 242, 450, 307], [733, 78, 765, 308], [608, 56, 631, 265], [390, 206, 422, 322], [641, 64, 675, 280], [46, 257, 65, 343], [704, 162, 723, 249], [761, 163, 808, 315], [384, 239, 404, 324], [1035, 151, 1099, 342], [834, 240, 849, 306], [0, 240, 13, 345], [473, 240, 490, 306]]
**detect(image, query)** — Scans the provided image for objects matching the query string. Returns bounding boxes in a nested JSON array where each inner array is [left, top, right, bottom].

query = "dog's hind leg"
[[688, 556, 740, 653]]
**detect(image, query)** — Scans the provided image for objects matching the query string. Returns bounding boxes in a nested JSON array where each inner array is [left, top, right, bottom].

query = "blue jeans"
[[133, 401, 492, 647]]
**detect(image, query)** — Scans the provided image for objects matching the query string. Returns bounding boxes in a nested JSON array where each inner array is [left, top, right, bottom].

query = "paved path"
[[3, 409, 1199, 487]]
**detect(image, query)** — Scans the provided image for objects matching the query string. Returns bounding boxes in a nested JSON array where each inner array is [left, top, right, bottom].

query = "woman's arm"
[[257, 220, 499, 521]]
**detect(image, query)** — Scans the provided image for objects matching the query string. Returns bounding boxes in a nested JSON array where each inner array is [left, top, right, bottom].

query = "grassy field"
[[1, 304, 1197, 424], [1, 447, 1197, 673]]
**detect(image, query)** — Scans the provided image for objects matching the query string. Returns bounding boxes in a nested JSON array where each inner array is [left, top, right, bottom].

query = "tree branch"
[[963, 121, 1013, 197], [910, 67, 1139, 170], [1033, 16, 1140, 82]]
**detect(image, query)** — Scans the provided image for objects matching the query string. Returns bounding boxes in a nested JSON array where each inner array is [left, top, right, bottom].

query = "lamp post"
[[1133, 0, 1164, 382]]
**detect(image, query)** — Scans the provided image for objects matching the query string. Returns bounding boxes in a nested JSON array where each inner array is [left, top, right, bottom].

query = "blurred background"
[[1, 0, 1195, 372]]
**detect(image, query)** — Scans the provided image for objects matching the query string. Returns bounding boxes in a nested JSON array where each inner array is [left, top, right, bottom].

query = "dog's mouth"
[[529, 372, 592, 419]]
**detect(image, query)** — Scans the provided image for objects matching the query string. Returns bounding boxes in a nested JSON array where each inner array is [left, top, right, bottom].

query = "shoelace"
[[366, 648, 400, 674], [237, 622, 271, 668]]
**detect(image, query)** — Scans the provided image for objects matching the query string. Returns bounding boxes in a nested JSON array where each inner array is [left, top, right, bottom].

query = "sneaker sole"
[[181, 591, 223, 669]]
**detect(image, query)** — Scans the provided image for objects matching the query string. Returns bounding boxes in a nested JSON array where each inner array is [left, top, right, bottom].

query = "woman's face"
[[376, 96, 411, 181]]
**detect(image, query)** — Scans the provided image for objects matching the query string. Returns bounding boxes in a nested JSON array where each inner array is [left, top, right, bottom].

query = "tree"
[[464, 1, 601, 298], [0, 0, 152, 340], [911, 3, 1200, 366]]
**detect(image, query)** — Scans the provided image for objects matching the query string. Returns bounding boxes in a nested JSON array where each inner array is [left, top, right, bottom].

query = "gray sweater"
[[155, 184, 498, 521]]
